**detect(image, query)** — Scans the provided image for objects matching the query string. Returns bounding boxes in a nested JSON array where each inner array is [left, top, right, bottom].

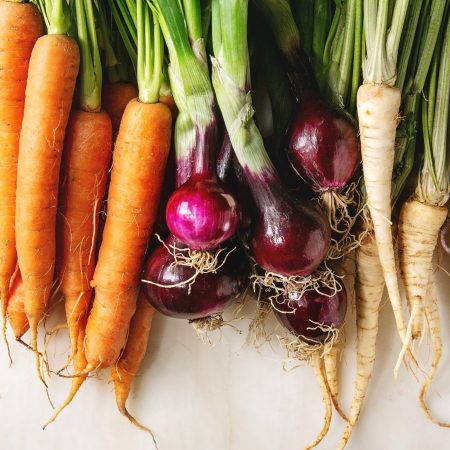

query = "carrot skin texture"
[[86, 100, 172, 369], [7, 272, 29, 339], [0, 1, 43, 338], [357, 84, 405, 342], [16, 34, 79, 364], [111, 291, 155, 430], [102, 83, 138, 136], [57, 110, 113, 355]]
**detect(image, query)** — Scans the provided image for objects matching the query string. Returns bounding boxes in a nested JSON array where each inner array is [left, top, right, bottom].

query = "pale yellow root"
[[323, 338, 347, 421], [357, 84, 406, 346], [339, 232, 384, 449], [323, 252, 356, 421], [304, 352, 332, 450], [419, 272, 450, 427], [398, 198, 447, 342]]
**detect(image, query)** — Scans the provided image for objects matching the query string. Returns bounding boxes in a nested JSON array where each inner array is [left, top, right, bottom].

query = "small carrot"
[[56, 0, 113, 362], [84, 1, 171, 372], [0, 0, 43, 356], [15, 0, 79, 380], [111, 290, 156, 442]]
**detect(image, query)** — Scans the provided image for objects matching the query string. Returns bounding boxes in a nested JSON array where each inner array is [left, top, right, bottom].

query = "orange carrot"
[[6, 271, 29, 340], [16, 26, 80, 379], [111, 290, 156, 439], [56, 110, 112, 357], [85, 98, 171, 371], [0, 0, 43, 353], [102, 82, 138, 136]]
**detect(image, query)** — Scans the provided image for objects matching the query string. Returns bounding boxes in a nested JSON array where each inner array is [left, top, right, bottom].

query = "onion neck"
[[193, 122, 217, 178]]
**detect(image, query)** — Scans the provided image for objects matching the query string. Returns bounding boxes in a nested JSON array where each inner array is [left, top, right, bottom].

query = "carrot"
[[15, 1, 79, 381], [111, 290, 156, 442], [102, 83, 138, 136], [0, 0, 43, 356], [339, 232, 384, 449], [56, 0, 113, 364], [84, 1, 171, 372], [85, 98, 171, 370], [6, 271, 29, 340]]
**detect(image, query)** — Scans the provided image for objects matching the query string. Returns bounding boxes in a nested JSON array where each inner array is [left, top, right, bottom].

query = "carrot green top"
[[74, 0, 102, 112], [109, 0, 163, 104], [35, 0, 71, 35]]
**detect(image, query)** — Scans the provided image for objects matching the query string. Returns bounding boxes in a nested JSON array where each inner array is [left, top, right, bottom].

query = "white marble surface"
[[0, 252, 449, 450]]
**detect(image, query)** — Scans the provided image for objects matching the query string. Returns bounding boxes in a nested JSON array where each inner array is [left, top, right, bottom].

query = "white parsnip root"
[[419, 272, 450, 427], [339, 232, 384, 449], [357, 84, 406, 346], [305, 352, 332, 450], [398, 198, 447, 341]]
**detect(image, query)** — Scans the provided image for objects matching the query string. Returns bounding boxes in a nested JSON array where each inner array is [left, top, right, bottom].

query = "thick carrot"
[[16, 31, 79, 379], [339, 232, 384, 449], [0, 0, 43, 353], [102, 82, 138, 136], [6, 271, 29, 340], [111, 290, 156, 441], [85, 99, 171, 370], [57, 110, 112, 357]]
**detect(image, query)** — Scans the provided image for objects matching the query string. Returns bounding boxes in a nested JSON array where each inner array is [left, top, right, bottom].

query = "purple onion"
[[288, 101, 360, 192], [166, 125, 241, 250], [246, 171, 331, 276], [143, 234, 248, 319], [274, 287, 347, 342]]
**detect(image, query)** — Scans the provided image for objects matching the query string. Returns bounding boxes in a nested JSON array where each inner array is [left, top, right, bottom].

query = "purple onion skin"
[[288, 101, 360, 192], [143, 235, 248, 319], [165, 175, 241, 250], [166, 124, 241, 250], [274, 287, 347, 342], [246, 170, 331, 276]]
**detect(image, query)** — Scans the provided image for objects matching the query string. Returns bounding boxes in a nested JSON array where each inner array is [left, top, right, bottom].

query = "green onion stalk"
[[212, 5, 349, 446], [249, 1, 363, 260], [212, 0, 344, 343], [145, 0, 242, 280]]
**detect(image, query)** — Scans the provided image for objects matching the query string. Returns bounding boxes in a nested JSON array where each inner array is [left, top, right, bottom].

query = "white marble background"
[[0, 251, 449, 450]]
